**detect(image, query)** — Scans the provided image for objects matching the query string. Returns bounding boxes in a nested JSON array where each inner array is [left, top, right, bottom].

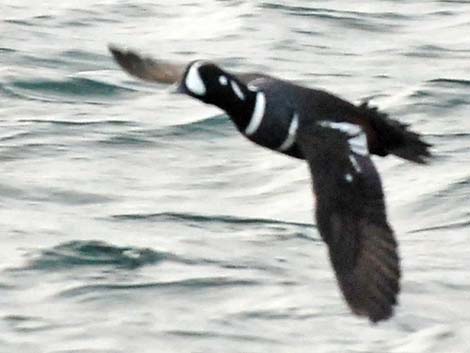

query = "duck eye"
[[219, 76, 228, 86]]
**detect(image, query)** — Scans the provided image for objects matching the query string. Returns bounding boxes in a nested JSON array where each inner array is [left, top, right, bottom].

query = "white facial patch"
[[245, 91, 266, 136], [219, 75, 228, 86], [230, 80, 245, 100], [278, 112, 299, 151], [185, 62, 206, 96], [345, 173, 353, 183], [317, 121, 369, 156]]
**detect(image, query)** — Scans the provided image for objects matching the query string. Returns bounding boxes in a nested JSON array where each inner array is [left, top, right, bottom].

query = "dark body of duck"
[[109, 46, 431, 323]]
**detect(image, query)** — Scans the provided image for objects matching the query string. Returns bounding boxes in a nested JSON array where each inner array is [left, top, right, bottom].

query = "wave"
[[57, 276, 261, 299], [407, 174, 470, 229], [387, 325, 470, 353], [110, 211, 317, 243], [158, 114, 233, 138], [402, 78, 470, 112], [94, 115, 232, 146], [2, 77, 136, 104], [0, 183, 114, 204], [401, 45, 470, 59], [428, 78, 470, 87], [14, 237, 300, 279], [260, 3, 409, 20], [111, 211, 312, 228], [164, 329, 280, 343], [16, 119, 136, 127], [260, 3, 406, 31], [24, 240, 173, 271], [409, 220, 470, 234], [0, 47, 16, 54], [0, 119, 135, 145]]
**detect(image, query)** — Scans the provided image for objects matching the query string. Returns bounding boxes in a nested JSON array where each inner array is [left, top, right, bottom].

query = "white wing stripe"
[[318, 121, 369, 156], [318, 121, 361, 135], [349, 132, 369, 156], [349, 155, 362, 172]]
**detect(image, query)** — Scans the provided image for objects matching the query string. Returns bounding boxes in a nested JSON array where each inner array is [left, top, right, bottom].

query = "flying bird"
[[109, 45, 431, 323]]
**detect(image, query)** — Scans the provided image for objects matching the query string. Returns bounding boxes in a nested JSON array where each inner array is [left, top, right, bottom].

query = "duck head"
[[177, 61, 257, 114]]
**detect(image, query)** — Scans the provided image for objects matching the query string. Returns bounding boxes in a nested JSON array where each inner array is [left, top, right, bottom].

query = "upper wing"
[[296, 122, 400, 323], [109, 46, 186, 84], [109, 45, 270, 87]]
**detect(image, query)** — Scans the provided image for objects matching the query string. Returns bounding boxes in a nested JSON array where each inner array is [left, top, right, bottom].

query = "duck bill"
[[173, 82, 187, 94]]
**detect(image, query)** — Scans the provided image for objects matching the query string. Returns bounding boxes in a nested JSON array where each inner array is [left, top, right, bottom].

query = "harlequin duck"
[[109, 46, 432, 323]]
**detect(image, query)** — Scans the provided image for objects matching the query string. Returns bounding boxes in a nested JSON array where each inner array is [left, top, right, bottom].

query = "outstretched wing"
[[109, 45, 270, 87], [296, 122, 400, 323], [109, 45, 186, 84]]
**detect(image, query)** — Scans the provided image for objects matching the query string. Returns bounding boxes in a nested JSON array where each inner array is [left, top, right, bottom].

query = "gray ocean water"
[[1, 1, 470, 352]]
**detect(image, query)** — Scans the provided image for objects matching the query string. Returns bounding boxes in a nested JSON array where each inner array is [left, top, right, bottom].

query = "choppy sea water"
[[1, 1, 470, 352]]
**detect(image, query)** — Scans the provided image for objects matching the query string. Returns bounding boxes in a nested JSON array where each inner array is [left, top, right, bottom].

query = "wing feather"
[[109, 45, 272, 88], [296, 123, 400, 323], [109, 45, 186, 84]]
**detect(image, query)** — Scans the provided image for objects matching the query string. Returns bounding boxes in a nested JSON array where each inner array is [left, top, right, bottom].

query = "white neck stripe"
[[278, 112, 299, 151], [245, 92, 266, 136], [230, 80, 245, 100]]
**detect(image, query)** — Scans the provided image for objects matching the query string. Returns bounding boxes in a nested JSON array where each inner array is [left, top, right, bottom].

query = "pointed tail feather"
[[358, 101, 432, 164]]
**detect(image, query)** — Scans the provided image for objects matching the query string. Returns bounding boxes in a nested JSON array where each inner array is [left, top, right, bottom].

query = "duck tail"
[[358, 101, 432, 164]]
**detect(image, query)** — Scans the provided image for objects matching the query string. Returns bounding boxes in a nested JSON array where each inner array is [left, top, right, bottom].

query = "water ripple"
[[260, 3, 405, 31], [111, 211, 312, 229], [409, 220, 470, 234], [58, 277, 261, 299], [428, 78, 470, 87], [165, 329, 280, 343], [3, 77, 135, 103], [17, 119, 136, 127], [160, 114, 233, 138], [3, 314, 58, 333], [25, 241, 172, 270]]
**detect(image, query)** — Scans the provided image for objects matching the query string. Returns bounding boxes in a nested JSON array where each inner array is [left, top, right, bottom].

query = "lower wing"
[[297, 122, 400, 323]]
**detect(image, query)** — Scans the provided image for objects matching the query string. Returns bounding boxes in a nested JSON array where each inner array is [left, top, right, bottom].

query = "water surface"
[[1, 1, 470, 352]]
